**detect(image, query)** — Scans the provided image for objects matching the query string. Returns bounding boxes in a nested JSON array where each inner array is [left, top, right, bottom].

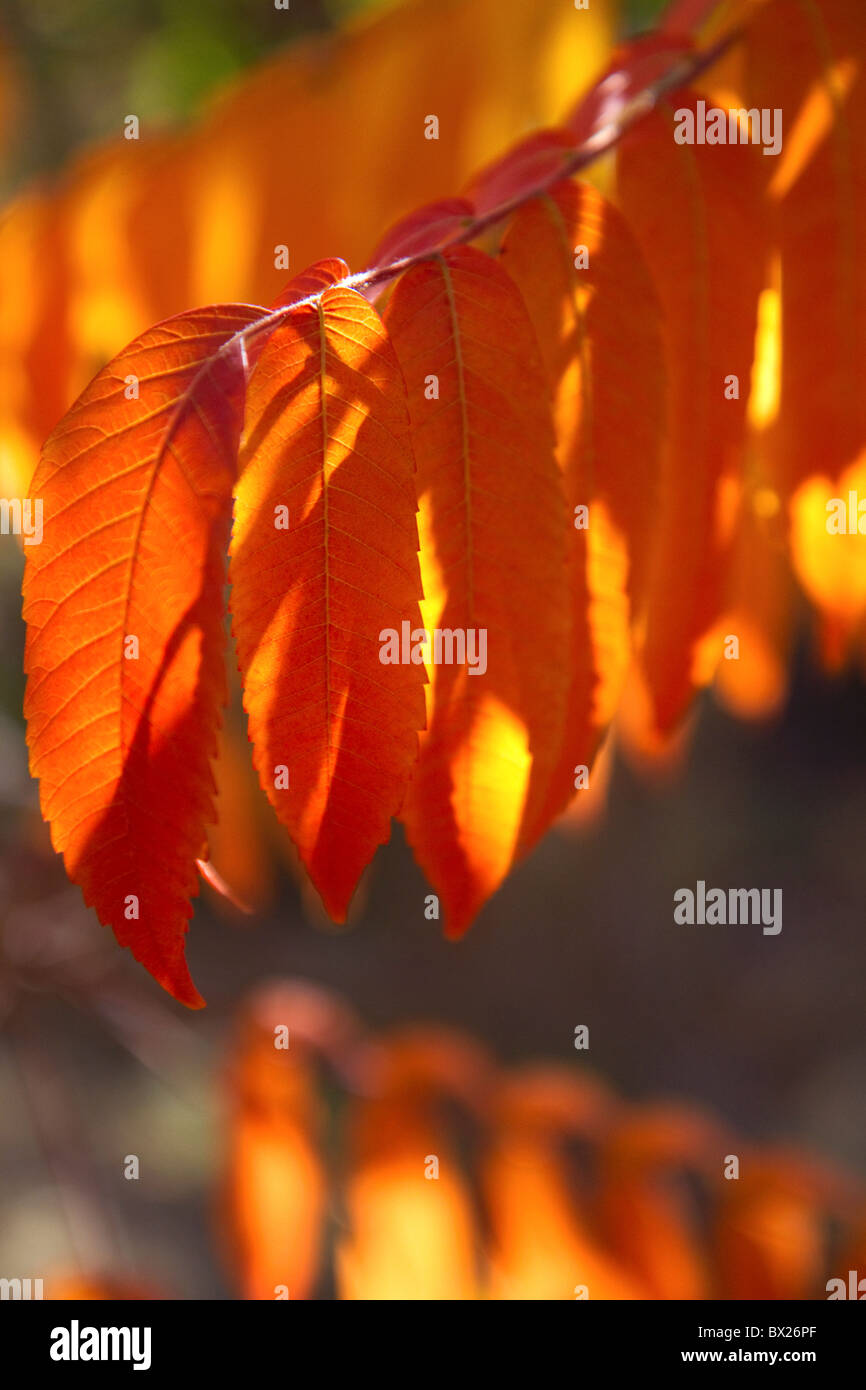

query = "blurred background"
[[0, 0, 864, 1298]]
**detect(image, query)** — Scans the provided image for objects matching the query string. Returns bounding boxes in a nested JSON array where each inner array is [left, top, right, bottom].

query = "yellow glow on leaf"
[[448, 690, 532, 909], [586, 500, 631, 728], [747, 262, 782, 433], [715, 615, 788, 720], [789, 457, 866, 624], [769, 57, 859, 202]]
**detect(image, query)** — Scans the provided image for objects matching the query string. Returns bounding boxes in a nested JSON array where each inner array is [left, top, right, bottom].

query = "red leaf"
[[385, 246, 570, 934], [616, 91, 767, 735], [23, 305, 268, 1006], [231, 260, 426, 921], [499, 180, 665, 829], [748, 0, 865, 494]]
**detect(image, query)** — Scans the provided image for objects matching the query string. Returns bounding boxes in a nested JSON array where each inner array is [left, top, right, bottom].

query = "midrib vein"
[[317, 303, 333, 773]]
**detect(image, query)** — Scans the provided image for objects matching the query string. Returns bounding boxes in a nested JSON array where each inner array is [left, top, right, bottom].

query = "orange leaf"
[[483, 1071, 645, 1300], [384, 246, 570, 934], [1, 0, 615, 492], [616, 90, 767, 736], [201, 711, 277, 918], [0, 191, 75, 494], [711, 499, 794, 719], [500, 180, 665, 831], [746, 0, 865, 496], [23, 304, 266, 1007], [710, 261, 794, 720], [179, 0, 613, 311], [744, 0, 866, 656], [790, 460, 866, 659], [335, 1031, 485, 1300], [231, 260, 425, 921], [220, 990, 329, 1300], [715, 1157, 829, 1299], [598, 1106, 721, 1298]]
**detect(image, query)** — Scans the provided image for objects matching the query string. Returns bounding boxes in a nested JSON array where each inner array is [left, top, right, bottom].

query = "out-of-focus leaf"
[[598, 1106, 721, 1298], [220, 989, 329, 1300], [715, 1156, 831, 1299], [745, 0, 866, 660], [483, 1068, 644, 1300], [335, 1030, 487, 1300]]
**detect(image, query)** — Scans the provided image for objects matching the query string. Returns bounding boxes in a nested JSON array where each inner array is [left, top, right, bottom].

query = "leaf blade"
[[385, 246, 570, 933], [616, 90, 767, 737], [23, 303, 264, 1006], [500, 180, 665, 829], [231, 265, 426, 921]]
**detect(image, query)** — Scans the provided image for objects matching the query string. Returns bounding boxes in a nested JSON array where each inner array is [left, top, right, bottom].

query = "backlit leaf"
[[500, 179, 665, 831], [384, 246, 570, 934], [23, 303, 265, 1006], [230, 260, 426, 922], [616, 90, 767, 738], [335, 1031, 485, 1300], [220, 990, 328, 1300], [745, 0, 866, 658]]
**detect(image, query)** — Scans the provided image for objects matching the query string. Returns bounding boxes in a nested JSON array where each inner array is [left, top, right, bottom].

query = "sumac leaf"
[[231, 259, 426, 921], [23, 304, 267, 1006]]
